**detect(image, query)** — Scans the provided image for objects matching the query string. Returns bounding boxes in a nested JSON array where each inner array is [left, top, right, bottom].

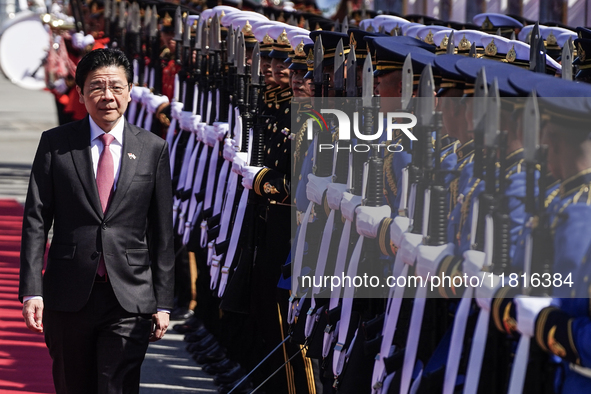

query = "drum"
[[0, 11, 49, 90]]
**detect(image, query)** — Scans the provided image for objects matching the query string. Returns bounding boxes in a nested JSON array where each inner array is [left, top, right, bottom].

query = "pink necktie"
[[96, 133, 115, 277]]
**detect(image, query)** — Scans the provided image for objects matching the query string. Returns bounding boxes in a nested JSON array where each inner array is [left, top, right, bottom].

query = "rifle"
[[508, 93, 555, 394], [333, 52, 385, 388]]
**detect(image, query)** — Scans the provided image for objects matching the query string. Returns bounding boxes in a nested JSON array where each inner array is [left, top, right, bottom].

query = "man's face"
[[77, 65, 131, 132], [271, 57, 291, 88], [376, 70, 402, 97], [261, 56, 275, 86], [291, 69, 312, 97]]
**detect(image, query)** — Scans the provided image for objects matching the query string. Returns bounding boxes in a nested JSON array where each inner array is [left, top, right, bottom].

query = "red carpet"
[[0, 200, 54, 393]]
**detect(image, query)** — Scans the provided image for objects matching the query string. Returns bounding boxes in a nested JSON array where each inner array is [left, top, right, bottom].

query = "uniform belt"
[[570, 363, 591, 379]]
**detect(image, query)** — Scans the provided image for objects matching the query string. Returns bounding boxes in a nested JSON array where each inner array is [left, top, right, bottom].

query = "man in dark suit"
[[19, 48, 175, 394]]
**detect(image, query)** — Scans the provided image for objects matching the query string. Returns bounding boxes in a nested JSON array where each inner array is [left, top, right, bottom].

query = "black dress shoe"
[[173, 316, 203, 334], [214, 365, 246, 385], [171, 307, 195, 321], [195, 345, 227, 364], [184, 327, 210, 343], [217, 377, 252, 394], [186, 334, 218, 354], [202, 358, 238, 375]]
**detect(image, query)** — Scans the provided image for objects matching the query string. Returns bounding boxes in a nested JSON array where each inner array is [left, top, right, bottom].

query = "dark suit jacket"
[[19, 116, 175, 314]]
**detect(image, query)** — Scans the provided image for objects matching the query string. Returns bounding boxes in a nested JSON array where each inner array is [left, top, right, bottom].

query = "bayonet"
[[143, 5, 151, 37], [401, 54, 413, 111], [417, 64, 435, 126], [529, 22, 540, 72], [251, 41, 261, 80], [510, 31, 516, 40], [362, 53, 373, 108], [118, 1, 125, 30], [345, 44, 357, 97], [523, 92, 539, 163], [314, 36, 324, 97], [469, 41, 476, 57], [110, 0, 117, 24], [342, 17, 349, 34], [104, 0, 111, 36], [237, 32, 245, 75], [495, 27, 501, 36], [182, 15, 191, 49], [195, 19, 203, 50], [150, 5, 157, 38], [473, 67, 488, 180], [484, 79, 500, 149], [227, 26, 235, 64], [562, 40, 573, 80], [334, 39, 345, 96], [210, 14, 220, 52], [174, 7, 182, 42], [446, 31, 455, 55], [473, 67, 488, 127], [535, 38, 546, 73]]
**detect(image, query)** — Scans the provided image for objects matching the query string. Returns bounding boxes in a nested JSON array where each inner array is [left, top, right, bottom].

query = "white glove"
[[170, 101, 184, 120], [306, 175, 332, 205], [326, 183, 348, 211], [140, 88, 152, 106], [203, 125, 218, 147], [514, 296, 553, 337], [83, 34, 95, 48], [390, 216, 410, 248], [231, 153, 247, 174], [355, 205, 391, 238], [223, 139, 239, 161], [53, 78, 68, 95], [399, 232, 423, 266], [241, 166, 264, 190], [213, 122, 230, 140], [130, 86, 148, 102], [415, 243, 455, 279], [72, 31, 85, 50], [475, 272, 503, 311], [179, 111, 194, 131], [462, 250, 486, 280], [340, 192, 363, 222], [147, 94, 169, 114]]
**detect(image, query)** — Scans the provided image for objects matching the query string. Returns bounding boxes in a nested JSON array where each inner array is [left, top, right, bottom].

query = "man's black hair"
[[75, 48, 133, 94]]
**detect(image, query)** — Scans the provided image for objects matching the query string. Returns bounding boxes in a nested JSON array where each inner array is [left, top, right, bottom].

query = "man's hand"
[[149, 311, 170, 342], [22, 299, 44, 333]]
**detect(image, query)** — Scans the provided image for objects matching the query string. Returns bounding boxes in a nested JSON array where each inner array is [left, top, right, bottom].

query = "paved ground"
[[0, 72, 217, 393]]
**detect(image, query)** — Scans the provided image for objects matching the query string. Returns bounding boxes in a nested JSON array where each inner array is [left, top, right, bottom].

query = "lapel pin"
[[128, 153, 137, 160]]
